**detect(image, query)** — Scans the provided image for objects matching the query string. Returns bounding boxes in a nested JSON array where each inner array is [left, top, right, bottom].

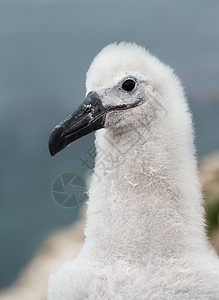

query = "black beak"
[[49, 92, 107, 156], [49, 91, 145, 157]]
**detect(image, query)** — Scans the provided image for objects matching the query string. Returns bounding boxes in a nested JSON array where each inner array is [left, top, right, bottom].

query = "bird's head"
[[49, 42, 185, 157]]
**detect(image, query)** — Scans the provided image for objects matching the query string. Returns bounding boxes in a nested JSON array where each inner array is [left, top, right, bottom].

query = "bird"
[[48, 42, 219, 300]]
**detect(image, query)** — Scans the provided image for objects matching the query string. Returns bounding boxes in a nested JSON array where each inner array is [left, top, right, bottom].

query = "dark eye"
[[122, 79, 136, 92]]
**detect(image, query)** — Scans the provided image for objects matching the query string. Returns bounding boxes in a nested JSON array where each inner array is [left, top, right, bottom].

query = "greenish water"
[[0, 0, 219, 288]]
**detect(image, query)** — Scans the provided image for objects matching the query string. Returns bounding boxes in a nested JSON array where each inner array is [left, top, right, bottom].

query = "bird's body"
[[48, 43, 219, 299]]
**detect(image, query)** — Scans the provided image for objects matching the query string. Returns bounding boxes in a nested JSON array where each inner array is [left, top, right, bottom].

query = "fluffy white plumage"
[[48, 42, 219, 299]]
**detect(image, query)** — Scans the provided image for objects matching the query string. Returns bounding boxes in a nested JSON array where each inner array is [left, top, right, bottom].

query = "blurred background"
[[0, 0, 219, 298]]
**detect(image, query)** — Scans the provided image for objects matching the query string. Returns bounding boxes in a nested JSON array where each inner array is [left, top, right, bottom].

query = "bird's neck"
[[83, 122, 208, 264]]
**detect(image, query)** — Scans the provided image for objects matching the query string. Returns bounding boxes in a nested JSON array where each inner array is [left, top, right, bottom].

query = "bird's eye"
[[122, 79, 136, 92]]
